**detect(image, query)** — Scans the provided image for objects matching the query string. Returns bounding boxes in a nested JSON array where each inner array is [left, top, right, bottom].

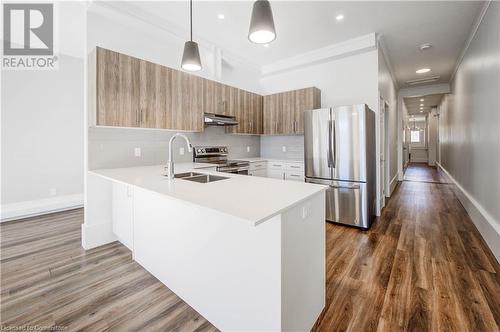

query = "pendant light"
[[248, 0, 276, 44], [181, 0, 202, 71]]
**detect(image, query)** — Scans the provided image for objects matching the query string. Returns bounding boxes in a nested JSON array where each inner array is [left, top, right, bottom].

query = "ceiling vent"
[[406, 76, 440, 85]]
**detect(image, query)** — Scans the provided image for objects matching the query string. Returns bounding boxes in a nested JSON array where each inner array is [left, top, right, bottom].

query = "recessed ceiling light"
[[336, 14, 344, 21], [420, 104, 424, 106], [416, 68, 431, 74], [420, 107, 423, 110], [217, 14, 225, 20], [419, 43, 432, 51], [420, 98, 424, 102], [420, 111, 423, 113]]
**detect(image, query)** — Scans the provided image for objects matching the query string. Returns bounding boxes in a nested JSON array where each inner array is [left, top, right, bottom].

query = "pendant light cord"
[[190, 0, 193, 41]]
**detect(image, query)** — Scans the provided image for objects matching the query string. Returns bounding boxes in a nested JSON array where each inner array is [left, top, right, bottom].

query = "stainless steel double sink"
[[174, 172, 229, 183]]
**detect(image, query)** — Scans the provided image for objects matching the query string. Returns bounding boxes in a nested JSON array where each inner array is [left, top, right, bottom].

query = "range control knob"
[[197, 148, 202, 153], [223, 147, 228, 153]]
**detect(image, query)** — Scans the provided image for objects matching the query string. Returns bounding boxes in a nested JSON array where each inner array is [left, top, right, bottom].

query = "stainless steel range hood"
[[204, 113, 238, 126]]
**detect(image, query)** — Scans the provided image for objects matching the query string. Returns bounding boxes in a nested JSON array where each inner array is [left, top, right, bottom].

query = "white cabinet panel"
[[268, 169, 285, 180], [112, 182, 133, 250], [250, 169, 267, 177]]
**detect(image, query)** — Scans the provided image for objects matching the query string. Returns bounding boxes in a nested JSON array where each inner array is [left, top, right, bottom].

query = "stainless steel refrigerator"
[[304, 104, 376, 229]]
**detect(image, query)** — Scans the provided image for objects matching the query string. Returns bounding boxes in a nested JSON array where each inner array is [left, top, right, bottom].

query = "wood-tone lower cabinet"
[[263, 87, 321, 135]]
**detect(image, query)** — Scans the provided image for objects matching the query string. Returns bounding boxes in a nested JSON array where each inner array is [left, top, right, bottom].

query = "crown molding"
[[261, 33, 377, 76], [449, 0, 491, 83], [88, 1, 262, 74], [376, 34, 399, 90]]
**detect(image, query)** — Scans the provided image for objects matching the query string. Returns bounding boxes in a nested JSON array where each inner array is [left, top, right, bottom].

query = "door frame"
[[379, 97, 386, 209]]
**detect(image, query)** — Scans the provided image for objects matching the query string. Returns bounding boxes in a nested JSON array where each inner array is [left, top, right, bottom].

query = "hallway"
[[314, 164, 499, 331], [1, 164, 498, 331], [403, 163, 449, 183]]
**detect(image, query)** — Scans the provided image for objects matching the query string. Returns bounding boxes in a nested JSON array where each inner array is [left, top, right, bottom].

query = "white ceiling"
[[404, 93, 443, 115], [118, 1, 485, 87]]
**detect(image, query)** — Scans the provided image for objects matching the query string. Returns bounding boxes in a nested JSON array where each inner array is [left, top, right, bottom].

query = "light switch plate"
[[134, 147, 141, 157], [282, 146, 287, 152], [180, 147, 185, 155], [247, 146, 250, 153]]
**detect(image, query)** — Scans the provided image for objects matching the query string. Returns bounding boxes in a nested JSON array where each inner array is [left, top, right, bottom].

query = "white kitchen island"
[[84, 164, 326, 331]]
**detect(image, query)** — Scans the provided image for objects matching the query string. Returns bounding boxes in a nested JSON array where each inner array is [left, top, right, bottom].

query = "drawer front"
[[250, 162, 267, 171], [285, 171, 304, 182], [285, 163, 304, 172], [268, 162, 285, 170]]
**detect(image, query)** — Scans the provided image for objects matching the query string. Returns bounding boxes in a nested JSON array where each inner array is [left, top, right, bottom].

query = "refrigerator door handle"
[[328, 120, 333, 168], [332, 119, 336, 168]]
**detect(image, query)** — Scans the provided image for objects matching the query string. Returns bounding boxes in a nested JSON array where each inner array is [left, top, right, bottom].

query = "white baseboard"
[[81, 221, 117, 250], [1, 194, 83, 222], [437, 163, 500, 262]]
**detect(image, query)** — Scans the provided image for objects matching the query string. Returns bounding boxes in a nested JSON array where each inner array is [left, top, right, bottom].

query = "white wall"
[[378, 45, 399, 195], [1, 2, 86, 221], [437, 2, 500, 260], [259, 50, 379, 164], [260, 50, 379, 109]]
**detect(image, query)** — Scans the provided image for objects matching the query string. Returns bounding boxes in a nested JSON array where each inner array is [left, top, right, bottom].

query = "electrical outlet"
[[247, 146, 250, 153], [282, 146, 287, 152], [179, 147, 185, 155], [49, 188, 57, 196], [134, 147, 141, 157]]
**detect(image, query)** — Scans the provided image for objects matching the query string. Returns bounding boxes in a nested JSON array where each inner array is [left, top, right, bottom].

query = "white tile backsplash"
[[260, 135, 304, 161], [88, 126, 261, 170]]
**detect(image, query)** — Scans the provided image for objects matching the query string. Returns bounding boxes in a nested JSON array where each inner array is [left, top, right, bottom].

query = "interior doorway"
[[379, 97, 390, 209]]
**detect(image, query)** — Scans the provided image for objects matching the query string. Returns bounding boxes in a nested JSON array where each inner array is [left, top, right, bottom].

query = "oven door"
[[217, 166, 249, 175]]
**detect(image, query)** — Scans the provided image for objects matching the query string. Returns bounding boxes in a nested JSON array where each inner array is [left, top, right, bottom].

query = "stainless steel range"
[[193, 146, 250, 175]]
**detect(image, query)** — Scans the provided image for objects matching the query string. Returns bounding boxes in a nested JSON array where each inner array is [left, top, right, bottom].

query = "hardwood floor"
[[403, 162, 449, 183], [1, 164, 499, 331], [313, 164, 499, 332], [0, 209, 217, 331]]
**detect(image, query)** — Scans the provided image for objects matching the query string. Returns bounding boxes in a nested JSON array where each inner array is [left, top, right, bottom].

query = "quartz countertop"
[[89, 163, 324, 226]]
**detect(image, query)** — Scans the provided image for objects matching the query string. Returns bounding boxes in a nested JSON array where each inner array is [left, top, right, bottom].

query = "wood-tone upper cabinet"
[[249, 92, 263, 134], [171, 69, 203, 132], [139, 59, 170, 129], [227, 90, 263, 135], [263, 87, 321, 135], [293, 87, 321, 134], [96, 47, 203, 132], [96, 47, 140, 127], [263, 93, 283, 135]]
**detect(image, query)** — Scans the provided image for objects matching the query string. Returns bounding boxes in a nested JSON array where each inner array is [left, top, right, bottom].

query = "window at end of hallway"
[[411, 130, 421, 143]]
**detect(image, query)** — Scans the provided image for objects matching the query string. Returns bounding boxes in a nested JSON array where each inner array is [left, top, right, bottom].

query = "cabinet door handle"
[[275, 122, 278, 133], [282, 172, 285, 180]]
